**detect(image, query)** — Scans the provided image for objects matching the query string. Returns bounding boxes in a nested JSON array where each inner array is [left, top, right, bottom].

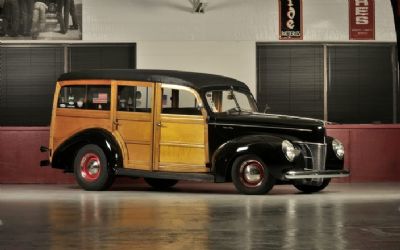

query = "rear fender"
[[51, 128, 123, 173]]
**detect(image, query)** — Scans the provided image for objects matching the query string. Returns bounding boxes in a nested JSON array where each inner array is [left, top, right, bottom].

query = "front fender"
[[52, 128, 123, 172], [211, 134, 290, 182]]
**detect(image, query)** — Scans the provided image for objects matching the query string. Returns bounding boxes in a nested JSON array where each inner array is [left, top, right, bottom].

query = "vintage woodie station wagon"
[[41, 69, 349, 195]]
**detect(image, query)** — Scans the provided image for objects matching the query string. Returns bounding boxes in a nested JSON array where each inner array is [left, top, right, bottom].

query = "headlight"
[[282, 140, 296, 162], [332, 139, 344, 160]]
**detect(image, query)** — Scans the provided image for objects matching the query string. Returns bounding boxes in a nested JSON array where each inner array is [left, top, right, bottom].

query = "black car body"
[[43, 69, 349, 194]]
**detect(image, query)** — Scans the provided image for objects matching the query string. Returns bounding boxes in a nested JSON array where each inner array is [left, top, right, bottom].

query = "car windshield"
[[205, 89, 258, 113]]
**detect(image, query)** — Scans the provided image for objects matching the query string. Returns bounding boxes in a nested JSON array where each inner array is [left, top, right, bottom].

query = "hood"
[[212, 112, 325, 130], [210, 112, 326, 143]]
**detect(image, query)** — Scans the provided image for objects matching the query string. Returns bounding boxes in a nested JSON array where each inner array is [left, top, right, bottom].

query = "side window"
[[87, 86, 111, 110], [117, 86, 152, 112], [58, 86, 86, 109], [58, 85, 111, 110], [161, 87, 202, 115]]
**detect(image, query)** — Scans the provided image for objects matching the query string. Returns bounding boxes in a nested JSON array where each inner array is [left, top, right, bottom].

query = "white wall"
[[2, 1, 394, 97], [304, 0, 395, 42], [84, 0, 395, 42], [81, 0, 396, 96], [137, 41, 256, 95]]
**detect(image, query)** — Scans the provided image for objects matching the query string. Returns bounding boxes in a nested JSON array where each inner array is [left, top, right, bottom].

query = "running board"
[[115, 168, 215, 182]]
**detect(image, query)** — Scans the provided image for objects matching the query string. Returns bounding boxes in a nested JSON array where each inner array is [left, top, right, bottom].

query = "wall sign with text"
[[279, 0, 303, 40], [349, 0, 375, 40]]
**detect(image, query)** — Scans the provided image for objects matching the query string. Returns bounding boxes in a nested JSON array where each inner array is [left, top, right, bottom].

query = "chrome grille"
[[297, 142, 327, 171]]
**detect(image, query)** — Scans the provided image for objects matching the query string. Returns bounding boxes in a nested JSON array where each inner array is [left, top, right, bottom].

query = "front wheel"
[[74, 144, 115, 191], [144, 178, 178, 189], [231, 154, 275, 195], [293, 179, 331, 193]]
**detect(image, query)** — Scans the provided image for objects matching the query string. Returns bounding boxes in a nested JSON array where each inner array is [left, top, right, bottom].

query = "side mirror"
[[263, 104, 271, 113]]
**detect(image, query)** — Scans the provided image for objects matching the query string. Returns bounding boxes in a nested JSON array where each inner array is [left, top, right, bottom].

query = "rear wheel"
[[74, 144, 115, 191], [144, 178, 178, 189], [293, 179, 331, 193], [231, 154, 275, 195]]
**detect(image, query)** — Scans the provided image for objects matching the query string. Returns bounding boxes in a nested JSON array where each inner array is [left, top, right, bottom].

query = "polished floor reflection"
[[0, 182, 399, 250]]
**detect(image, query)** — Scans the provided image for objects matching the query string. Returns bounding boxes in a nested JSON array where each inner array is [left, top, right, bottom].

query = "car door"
[[153, 84, 209, 172], [114, 81, 154, 170]]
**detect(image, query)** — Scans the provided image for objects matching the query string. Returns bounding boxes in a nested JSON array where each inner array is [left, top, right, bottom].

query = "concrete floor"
[[0, 182, 399, 250]]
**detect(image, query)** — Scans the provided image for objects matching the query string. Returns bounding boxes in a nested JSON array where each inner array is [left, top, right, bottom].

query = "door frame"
[[153, 83, 210, 172], [112, 80, 156, 170]]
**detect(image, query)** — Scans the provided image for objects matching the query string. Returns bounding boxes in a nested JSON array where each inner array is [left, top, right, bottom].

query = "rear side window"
[[117, 86, 152, 113], [58, 85, 111, 110]]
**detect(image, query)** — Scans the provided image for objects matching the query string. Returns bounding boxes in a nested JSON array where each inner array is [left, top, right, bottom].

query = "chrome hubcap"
[[80, 153, 101, 182], [87, 161, 100, 175], [239, 160, 265, 187], [244, 165, 262, 183]]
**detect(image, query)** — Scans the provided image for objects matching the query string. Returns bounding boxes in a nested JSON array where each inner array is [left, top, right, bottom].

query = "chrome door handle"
[[156, 122, 166, 128]]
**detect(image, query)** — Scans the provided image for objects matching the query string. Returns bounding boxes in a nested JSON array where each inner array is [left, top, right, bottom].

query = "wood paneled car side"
[[42, 69, 349, 194]]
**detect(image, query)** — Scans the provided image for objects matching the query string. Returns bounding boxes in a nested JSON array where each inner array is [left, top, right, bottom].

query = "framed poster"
[[349, 0, 375, 40], [279, 0, 303, 40], [0, 0, 82, 40]]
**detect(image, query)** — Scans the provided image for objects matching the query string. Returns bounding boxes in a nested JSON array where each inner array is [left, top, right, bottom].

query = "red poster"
[[349, 0, 375, 40]]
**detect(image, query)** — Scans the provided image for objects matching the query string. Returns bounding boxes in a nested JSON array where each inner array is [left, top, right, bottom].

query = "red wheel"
[[74, 144, 114, 191], [232, 155, 275, 195], [79, 153, 102, 182], [239, 160, 265, 188]]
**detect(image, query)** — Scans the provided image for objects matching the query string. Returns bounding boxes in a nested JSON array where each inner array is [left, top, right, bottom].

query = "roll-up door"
[[69, 45, 136, 71], [328, 46, 394, 124], [0, 44, 136, 126], [0, 46, 64, 126], [257, 45, 324, 119]]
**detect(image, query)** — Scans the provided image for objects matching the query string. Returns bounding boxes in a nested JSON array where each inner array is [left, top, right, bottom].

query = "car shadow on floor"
[[68, 180, 339, 196]]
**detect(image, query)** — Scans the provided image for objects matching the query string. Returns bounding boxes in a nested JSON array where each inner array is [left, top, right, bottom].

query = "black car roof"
[[58, 69, 249, 92]]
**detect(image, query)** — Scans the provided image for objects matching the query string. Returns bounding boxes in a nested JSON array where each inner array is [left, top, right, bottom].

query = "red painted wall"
[[0, 127, 74, 184], [1, 125, 399, 184], [327, 124, 400, 182]]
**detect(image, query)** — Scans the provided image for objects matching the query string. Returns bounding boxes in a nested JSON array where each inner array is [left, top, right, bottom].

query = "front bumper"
[[284, 169, 350, 179]]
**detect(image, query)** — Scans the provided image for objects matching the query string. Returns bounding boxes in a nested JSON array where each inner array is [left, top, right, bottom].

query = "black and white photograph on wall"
[[0, 0, 82, 40]]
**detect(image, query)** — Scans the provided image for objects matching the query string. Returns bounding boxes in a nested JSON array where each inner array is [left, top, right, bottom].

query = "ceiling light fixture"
[[190, 0, 208, 13]]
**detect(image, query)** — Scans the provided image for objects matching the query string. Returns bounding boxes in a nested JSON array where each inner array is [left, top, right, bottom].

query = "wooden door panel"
[[153, 84, 209, 173], [114, 82, 155, 171], [159, 145, 205, 165], [158, 115, 207, 172], [117, 117, 153, 170], [160, 120, 204, 145], [118, 120, 153, 143]]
